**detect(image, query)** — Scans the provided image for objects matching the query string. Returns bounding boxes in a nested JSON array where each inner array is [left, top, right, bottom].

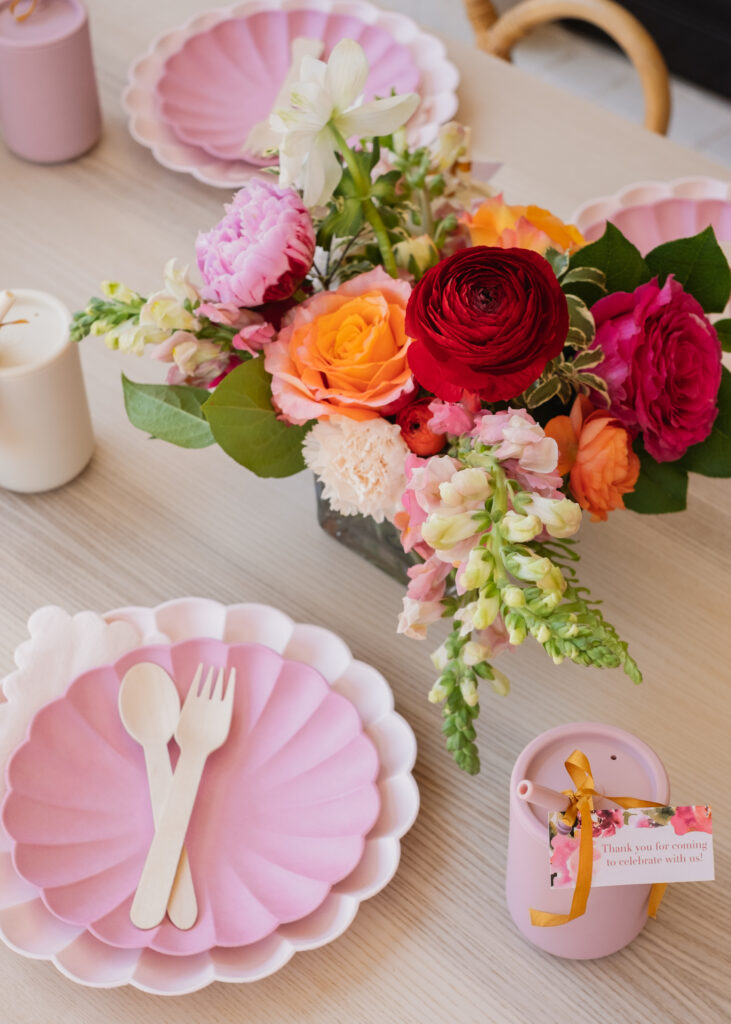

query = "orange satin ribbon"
[[10, 0, 37, 22], [531, 749, 668, 927]]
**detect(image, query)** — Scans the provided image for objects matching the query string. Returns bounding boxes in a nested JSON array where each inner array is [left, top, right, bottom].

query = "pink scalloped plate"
[[122, 0, 459, 188], [2, 638, 380, 957], [572, 177, 731, 253], [0, 600, 418, 993], [156, 10, 420, 163]]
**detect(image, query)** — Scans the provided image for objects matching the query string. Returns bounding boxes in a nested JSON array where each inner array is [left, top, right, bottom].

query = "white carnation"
[[304, 417, 409, 523]]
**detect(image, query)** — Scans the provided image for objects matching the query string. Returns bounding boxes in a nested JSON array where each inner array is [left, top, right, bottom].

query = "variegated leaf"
[[566, 294, 596, 342], [566, 326, 590, 349], [545, 248, 570, 278], [525, 376, 562, 408], [561, 266, 607, 291], [577, 372, 610, 401], [572, 349, 605, 371]]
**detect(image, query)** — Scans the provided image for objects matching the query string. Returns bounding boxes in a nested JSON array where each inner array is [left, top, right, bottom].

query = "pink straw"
[[516, 778, 570, 813]]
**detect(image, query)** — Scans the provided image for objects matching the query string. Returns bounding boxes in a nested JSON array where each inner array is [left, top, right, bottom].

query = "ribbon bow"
[[530, 749, 667, 927]]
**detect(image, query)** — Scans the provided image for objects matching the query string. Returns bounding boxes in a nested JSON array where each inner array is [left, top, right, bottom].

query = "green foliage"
[[568, 222, 651, 303], [677, 366, 731, 477], [624, 441, 688, 514], [202, 359, 311, 478], [715, 319, 731, 352], [645, 226, 731, 313], [121, 375, 214, 449]]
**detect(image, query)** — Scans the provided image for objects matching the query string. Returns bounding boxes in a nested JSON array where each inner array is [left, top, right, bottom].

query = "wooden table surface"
[[1, 2, 729, 1021]]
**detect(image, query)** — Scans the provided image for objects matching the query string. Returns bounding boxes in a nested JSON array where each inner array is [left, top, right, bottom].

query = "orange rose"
[[545, 395, 639, 521], [264, 267, 415, 423], [464, 195, 584, 254]]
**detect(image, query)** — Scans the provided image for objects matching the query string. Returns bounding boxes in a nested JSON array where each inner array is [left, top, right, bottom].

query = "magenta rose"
[[591, 276, 721, 462], [404, 246, 569, 403], [196, 179, 315, 308]]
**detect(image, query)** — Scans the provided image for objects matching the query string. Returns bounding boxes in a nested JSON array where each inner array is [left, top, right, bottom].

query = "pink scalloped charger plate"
[[122, 0, 459, 188], [2, 638, 380, 957], [572, 177, 731, 253], [156, 9, 421, 162]]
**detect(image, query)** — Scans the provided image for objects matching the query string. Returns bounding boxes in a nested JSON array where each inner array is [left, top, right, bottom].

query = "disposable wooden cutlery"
[[118, 663, 197, 929], [130, 664, 236, 931]]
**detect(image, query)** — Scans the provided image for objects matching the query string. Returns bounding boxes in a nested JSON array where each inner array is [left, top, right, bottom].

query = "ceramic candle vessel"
[[0, 288, 94, 491], [506, 722, 670, 959], [0, 0, 101, 163]]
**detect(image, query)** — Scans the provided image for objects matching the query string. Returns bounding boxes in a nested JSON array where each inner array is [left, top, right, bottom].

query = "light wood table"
[[1, 3, 729, 1021]]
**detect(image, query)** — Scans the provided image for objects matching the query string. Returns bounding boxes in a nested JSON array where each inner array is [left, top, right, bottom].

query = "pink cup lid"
[[511, 722, 670, 840], [0, 0, 85, 48]]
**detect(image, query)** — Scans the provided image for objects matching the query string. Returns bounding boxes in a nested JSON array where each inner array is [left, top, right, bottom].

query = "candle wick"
[[0, 319, 28, 329]]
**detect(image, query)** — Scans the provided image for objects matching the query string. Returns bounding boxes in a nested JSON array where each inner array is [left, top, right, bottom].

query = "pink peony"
[[196, 180, 315, 308], [591, 276, 721, 462], [670, 805, 712, 836]]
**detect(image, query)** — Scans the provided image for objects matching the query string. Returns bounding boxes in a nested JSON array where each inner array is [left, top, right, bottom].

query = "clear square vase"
[[314, 480, 420, 585]]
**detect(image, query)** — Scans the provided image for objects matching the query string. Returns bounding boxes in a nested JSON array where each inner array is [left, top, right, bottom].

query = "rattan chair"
[[463, 0, 671, 134]]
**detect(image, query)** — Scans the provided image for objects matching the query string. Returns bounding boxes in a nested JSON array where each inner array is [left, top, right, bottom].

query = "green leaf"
[[121, 375, 214, 449], [624, 442, 688, 514], [569, 222, 651, 304], [645, 226, 731, 313], [202, 359, 310, 478], [716, 319, 731, 352], [316, 197, 363, 248], [676, 366, 731, 477], [561, 266, 607, 292], [565, 293, 596, 348], [524, 376, 562, 408], [572, 349, 604, 371], [370, 169, 402, 205], [544, 248, 569, 278]]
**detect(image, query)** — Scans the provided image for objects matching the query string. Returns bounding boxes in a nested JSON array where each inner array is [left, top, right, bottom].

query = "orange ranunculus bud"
[[463, 195, 584, 254], [546, 396, 640, 522]]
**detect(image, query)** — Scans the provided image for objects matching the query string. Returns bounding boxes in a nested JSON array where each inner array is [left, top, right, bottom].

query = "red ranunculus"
[[396, 398, 447, 455], [404, 246, 569, 403]]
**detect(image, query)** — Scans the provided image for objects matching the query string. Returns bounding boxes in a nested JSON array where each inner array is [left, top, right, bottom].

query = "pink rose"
[[591, 276, 722, 462], [196, 180, 315, 308], [670, 805, 712, 836]]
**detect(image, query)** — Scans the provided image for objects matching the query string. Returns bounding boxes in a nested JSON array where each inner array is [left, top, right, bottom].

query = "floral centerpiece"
[[73, 40, 731, 773]]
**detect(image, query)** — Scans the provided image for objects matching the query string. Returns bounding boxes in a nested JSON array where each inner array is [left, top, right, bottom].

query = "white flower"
[[397, 597, 443, 640], [522, 494, 583, 539], [501, 511, 542, 543], [139, 294, 199, 333], [270, 39, 420, 206], [303, 416, 409, 523], [163, 258, 200, 306]]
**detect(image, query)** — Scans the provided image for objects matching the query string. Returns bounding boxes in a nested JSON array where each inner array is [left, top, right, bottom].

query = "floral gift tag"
[[549, 805, 714, 888]]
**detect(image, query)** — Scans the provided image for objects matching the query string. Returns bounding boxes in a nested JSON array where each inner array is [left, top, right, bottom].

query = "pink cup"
[[506, 722, 670, 959], [0, 0, 101, 163]]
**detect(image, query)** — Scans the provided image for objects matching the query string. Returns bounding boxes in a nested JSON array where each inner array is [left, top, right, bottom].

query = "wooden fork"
[[130, 664, 236, 930]]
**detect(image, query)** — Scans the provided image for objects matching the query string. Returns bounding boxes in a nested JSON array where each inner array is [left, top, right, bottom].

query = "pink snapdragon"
[[196, 179, 315, 308], [196, 302, 276, 355], [428, 400, 476, 437]]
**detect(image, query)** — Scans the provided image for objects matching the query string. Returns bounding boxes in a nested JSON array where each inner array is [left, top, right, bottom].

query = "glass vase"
[[314, 480, 419, 585]]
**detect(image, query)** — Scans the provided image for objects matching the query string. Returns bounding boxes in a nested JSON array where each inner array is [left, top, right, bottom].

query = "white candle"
[[0, 288, 94, 492]]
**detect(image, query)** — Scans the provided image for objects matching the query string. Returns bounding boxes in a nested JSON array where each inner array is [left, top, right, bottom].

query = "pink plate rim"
[[571, 175, 731, 240], [121, 0, 460, 189], [0, 600, 419, 994]]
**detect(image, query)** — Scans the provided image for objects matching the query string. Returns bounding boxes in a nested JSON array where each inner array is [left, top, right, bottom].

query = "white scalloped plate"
[[0, 600, 418, 994], [122, 0, 459, 189]]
